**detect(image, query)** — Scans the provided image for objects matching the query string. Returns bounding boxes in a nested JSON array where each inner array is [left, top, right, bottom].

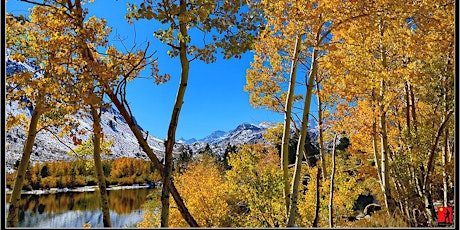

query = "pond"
[[5, 187, 158, 228]]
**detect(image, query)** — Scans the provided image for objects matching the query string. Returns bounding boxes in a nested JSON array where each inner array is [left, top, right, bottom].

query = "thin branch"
[[114, 33, 130, 54], [20, 0, 55, 8], [189, 52, 201, 62], [124, 43, 152, 78], [132, 23, 138, 51], [43, 127, 81, 157], [20, 0, 75, 20], [290, 115, 301, 133]]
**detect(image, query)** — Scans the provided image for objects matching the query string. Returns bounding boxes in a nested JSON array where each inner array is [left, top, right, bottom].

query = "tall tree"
[[321, 0, 454, 225], [8, 0, 150, 226], [315, 71, 327, 181], [281, 35, 302, 216], [246, 1, 366, 225], [69, 0, 115, 225], [127, 0, 261, 226], [5, 7, 85, 226]]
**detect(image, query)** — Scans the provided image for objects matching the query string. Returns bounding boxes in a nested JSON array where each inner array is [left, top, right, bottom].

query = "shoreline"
[[5, 183, 159, 195]]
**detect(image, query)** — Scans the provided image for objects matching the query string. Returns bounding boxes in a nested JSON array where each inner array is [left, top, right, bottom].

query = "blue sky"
[[6, 0, 322, 140], [6, 0, 291, 140]]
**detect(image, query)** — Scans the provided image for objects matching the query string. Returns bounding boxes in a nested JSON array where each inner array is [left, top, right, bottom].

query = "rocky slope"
[[186, 121, 277, 155], [177, 120, 320, 159], [5, 98, 320, 174], [5, 101, 169, 174]]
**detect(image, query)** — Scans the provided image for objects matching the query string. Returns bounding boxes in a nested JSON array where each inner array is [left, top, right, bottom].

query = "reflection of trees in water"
[[6, 188, 156, 215], [108, 189, 151, 214]]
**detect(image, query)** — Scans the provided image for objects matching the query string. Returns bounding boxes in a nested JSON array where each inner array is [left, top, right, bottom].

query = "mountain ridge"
[[5, 100, 319, 173], [4, 56, 320, 173]]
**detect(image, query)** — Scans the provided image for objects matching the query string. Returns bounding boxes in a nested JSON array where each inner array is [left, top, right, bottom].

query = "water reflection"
[[5, 188, 156, 228]]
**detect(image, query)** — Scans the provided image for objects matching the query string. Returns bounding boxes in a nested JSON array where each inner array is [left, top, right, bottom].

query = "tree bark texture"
[[329, 134, 338, 228], [379, 79, 396, 216], [281, 35, 301, 217], [91, 105, 112, 227], [316, 76, 327, 181], [106, 90, 199, 227], [161, 0, 189, 226], [286, 47, 318, 227], [442, 128, 448, 207], [7, 105, 42, 227]]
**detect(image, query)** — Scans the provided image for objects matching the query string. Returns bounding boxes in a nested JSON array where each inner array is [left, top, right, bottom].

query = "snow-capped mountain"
[[5, 53, 167, 173], [4, 54, 320, 173], [4, 100, 275, 173], [199, 130, 227, 144], [185, 121, 319, 158], [210, 122, 268, 145], [177, 129, 227, 145], [5, 97, 319, 173], [177, 137, 197, 145], [4, 101, 170, 174], [185, 122, 273, 157]]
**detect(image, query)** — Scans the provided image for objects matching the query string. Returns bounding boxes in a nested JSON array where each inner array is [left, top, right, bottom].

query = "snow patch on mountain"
[[4, 101, 171, 173], [5, 56, 321, 174], [177, 137, 197, 145]]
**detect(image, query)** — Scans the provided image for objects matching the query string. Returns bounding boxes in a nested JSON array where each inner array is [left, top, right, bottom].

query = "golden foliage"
[[6, 158, 159, 190], [139, 155, 231, 227], [262, 122, 284, 146], [225, 143, 285, 227]]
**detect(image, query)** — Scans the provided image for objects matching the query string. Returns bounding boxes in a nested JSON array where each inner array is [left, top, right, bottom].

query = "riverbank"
[[5, 183, 160, 195]]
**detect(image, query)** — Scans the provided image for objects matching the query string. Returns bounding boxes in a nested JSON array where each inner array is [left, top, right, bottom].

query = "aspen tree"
[[6, 7, 86, 226], [127, 0, 261, 226], [9, 0, 198, 227], [246, 0, 367, 225], [321, 0, 454, 225]]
